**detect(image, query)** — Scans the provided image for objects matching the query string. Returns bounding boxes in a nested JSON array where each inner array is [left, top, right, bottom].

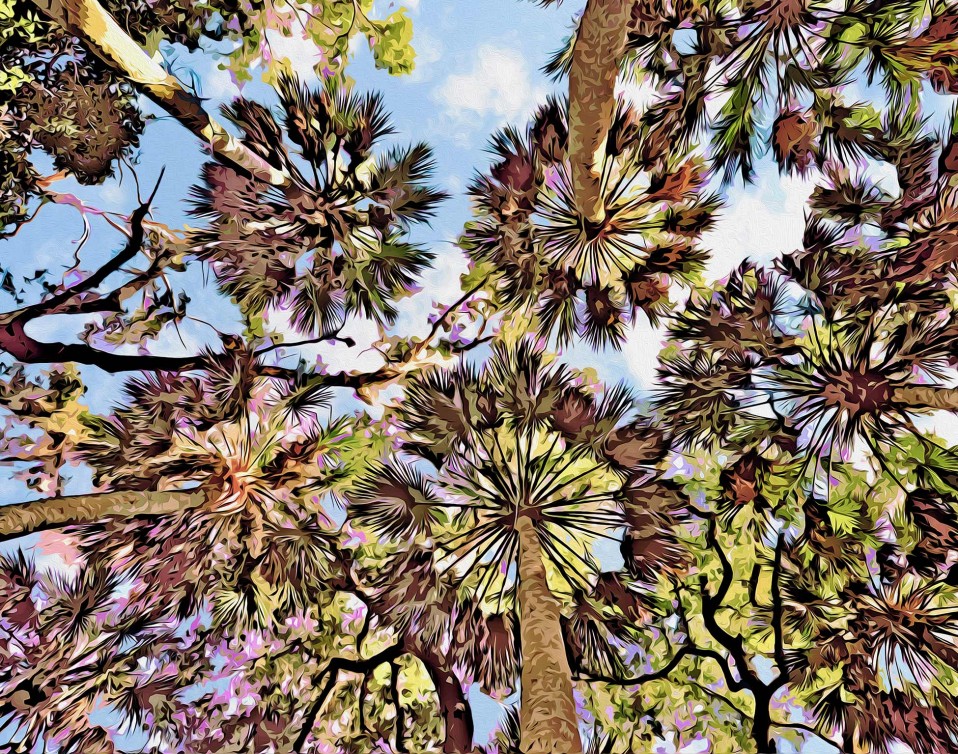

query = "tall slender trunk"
[[567, 0, 631, 224], [516, 514, 582, 754], [893, 386, 958, 411], [0, 488, 206, 541], [30, 0, 291, 187]]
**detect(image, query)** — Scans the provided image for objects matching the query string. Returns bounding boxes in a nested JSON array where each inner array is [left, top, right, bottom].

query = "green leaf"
[[368, 10, 415, 75]]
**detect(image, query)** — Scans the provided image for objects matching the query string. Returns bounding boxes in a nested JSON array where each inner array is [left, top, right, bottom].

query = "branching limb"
[[292, 642, 406, 752], [0, 181, 210, 372], [575, 643, 747, 694], [29, 170, 165, 317], [700, 516, 754, 692]]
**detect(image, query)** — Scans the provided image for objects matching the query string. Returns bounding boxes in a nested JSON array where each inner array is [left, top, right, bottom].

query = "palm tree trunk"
[[0, 488, 206, 541], [567, 0, 632, 225], [516, 514, 583, 754], [29, 0, 291, 187], [432, 662, 473, 754], [893, 386, 958, 411]]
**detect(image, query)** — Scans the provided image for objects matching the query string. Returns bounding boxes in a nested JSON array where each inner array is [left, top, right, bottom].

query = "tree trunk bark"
[[408, 639, 474, 754], [567, 0, 631, 225], [516, 514, 582, 754], [432, 663, 473, 754], [29, 0, 291, 187], [0, 488, 206, 541], [893, 386, 958, 411]]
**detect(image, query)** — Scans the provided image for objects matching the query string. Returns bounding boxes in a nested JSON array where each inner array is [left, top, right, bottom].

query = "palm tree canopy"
[[462, 97, 717, 349], [190, 74, 447, 334]]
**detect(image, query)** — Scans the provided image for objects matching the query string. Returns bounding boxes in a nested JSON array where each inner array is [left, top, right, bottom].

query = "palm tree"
[[547, 0, 958, 184], [190, 73, 446, 336], [1, 338, 505, 752], [0, 344, 356, 749], [537, 0, 634, 224], [462, 97, 716, 349], [78, 342, 352, 619], [657, 247, 958, 499], [346, 340, 671, 753], [809, 567, 958, 754], [775, 435, 958, 754]]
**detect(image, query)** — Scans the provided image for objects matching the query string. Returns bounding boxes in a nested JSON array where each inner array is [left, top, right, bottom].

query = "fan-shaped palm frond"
[[658, 242, 958, 493], [346, 340, 670, 754], [349, 461, 440, 540], [190, 74, 446, 333], [462, 97, 716, 349], [804, 565, 958, 754]]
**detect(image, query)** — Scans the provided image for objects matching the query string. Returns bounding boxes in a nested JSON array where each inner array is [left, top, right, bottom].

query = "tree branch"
[[770, 532, 787, 683], [418, 281, 485, 356], [576, 643, 748, 695], [772, 721, 841, 751], [0, 185, 213, 373], [22, 172, 163, 319], [292, 642, 406, 752], [390, 660, 408, 753], [254, 332, 356, 356], [0, 315, 210, 372], [700, 516, 756, 692], [28, 0, 292, 187]]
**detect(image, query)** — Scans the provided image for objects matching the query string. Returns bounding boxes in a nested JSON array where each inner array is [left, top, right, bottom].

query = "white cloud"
[[199, 62, 241, 102], [264, 28, 324, 79], [392, 239, 470, 338], [404, 28, 443, 83], [434, 44, 548, 124], [701, 165, 814, 281]]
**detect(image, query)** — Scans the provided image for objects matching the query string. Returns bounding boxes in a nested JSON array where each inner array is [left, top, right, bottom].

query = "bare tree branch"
[[0, 181, 212, 373], [770, 532, 787, 681], [292, 643, 406, 753], [701, 517, 754, 692]]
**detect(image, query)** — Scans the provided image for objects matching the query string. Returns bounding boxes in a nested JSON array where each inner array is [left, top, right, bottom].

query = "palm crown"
[[346, 340, 670, 753], [351, 341, 659, 603], [190, 74, 447, 335], [601, 0, 958, 182], [462, 97, 717, 349]]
